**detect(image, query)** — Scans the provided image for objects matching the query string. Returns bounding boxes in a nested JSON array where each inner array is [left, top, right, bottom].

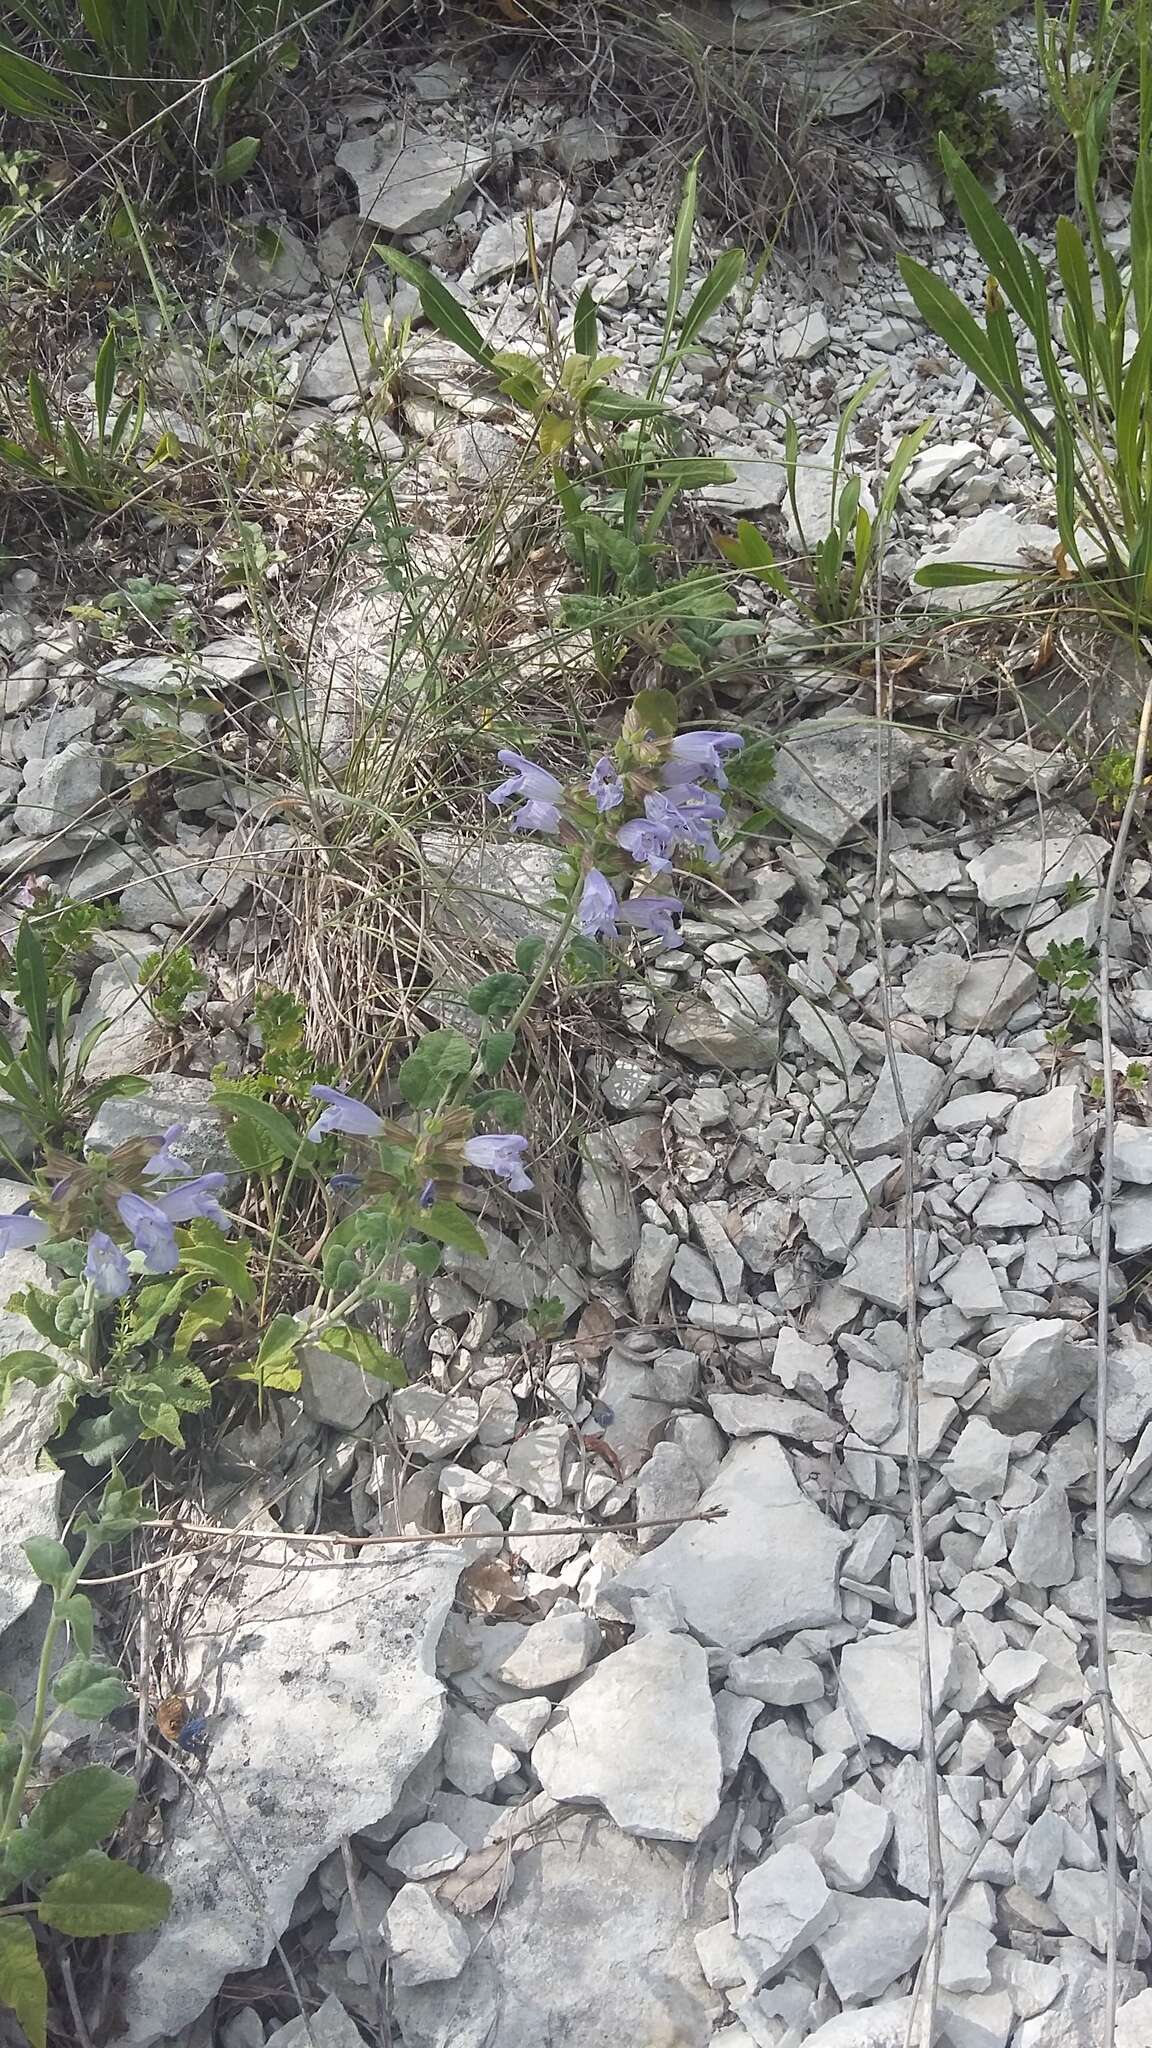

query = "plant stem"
[[499, 895, 580, 1048], [0, 1536, 97, 1845]]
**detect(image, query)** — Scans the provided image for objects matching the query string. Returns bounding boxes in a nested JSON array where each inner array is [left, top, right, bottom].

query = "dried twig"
[[1091, 659, 1152, 2047]]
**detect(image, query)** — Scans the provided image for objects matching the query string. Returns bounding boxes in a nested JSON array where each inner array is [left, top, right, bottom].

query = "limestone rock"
[[336, 127, 489, 233], [533, 1631, 721, 1842]]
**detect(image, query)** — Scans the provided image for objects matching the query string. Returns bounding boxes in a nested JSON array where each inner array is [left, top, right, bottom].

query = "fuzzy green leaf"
[[0, 1918, 46, 2048], [418, 1201, 488, 1257], [37, 1853, 171, 1936], [22, 1538, 72, 1591], [52, 1657, 130, 1721], [397, 1030, 474, 1110], [3, 1767, 135, 1883]]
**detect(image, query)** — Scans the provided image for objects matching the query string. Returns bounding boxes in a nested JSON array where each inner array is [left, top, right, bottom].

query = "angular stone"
[[336, 128, 489, 233], [852, 1049, 947, 1158], [493, 1611, 600, 1692], [15, 740, 102, 835], [943, 1244, 1003, 1317], [388, 1822, 467, 1880], [805, 2005, 926, 2048], [533, 1632, 721, 1843], [1009, 1486, 1074, 1587], [949, 955, 1038, 1031], [823, 1788, 893, 1891], [629, 1222, 677, 1320], [264, 1995, 364, 2048], [842, 1227, 931, 1313], [603, 1437, 848, 1653], [1103, 1333, 1152, 1441], [84, 1074, 233, 1172], [1115, 1119, 1152, 1183], [392, 1812, 720, 2048], [904, 953, 969, 1019], [707, 1388, 843, 1448], [735, 1845, 837, 1978], [913, 509, 1060, 616], [385, 1885, 470, 1987], [838, 1620, 956, 1751], [967, 834, 1109, 912], [942, 1417, 1012, 1499], [1000, 1088, 1094, 1181], [728, 1647, 824, 1705], [987, 1321, 1094, 1432], [577, 1139, 640, 1275], [765, 715, 913, 851], [298, 1344, 382, 1430], [814, 1894, 928, 2002]]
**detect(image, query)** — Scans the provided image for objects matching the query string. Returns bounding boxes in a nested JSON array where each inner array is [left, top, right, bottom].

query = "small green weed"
[[1038, 935, 1099, 1039], [0, 908, 145, 1159]]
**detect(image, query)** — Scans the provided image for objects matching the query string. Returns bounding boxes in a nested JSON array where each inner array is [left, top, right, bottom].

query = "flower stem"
[[0, 1534, 98, 1845]]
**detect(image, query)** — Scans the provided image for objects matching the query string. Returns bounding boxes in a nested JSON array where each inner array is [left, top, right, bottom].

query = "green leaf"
[[479, 1029, 516, 1077], [37, 1853, 171, 1936], [52, 1656, 130, 1721], [0, 1694, 18, 1730], [72, 1406, 140, 1468], [397, 1029, 474, 1110], [22, 1538, 71, 1591], [121, 1274, 192, 1347], [215, 135, 261, 185], [92, 328, 118, 445], [3, 1766, 135, 1883], [0, 1351, 61, 1391], [232, 1312, 302, 1392], [674, 246, 745, 355], [57, 1593, 93, 1655], [626, 687, 679, 740], [172, 1286, 233, 1354], [467, 972, 526, 1023], [213, 1085, 303, 1172], [646, 457, 735, 487], [418, 1201, 488, 1257], [726, 738, 776, 799], [572, 286, 599, 357], [896, 256, 1016, 414], [0, 1917, 46, 2048], [375, 244, 497, 370], [938, 134, 1038, 324], [662, 156, 699, 353], [514, 939, 547, 977], [178, 1234, 253, 1305], [322, 1324, 406, 1385], [913, 561, 1026, 588], [403, 1238, 440, 1277]]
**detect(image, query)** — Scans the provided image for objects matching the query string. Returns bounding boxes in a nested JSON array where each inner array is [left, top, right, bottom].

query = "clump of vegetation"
[[854, 0, 1009, 166]]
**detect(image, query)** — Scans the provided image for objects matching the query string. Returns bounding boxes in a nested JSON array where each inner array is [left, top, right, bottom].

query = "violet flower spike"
[[644, 787, 722, 862], [143, 1122, 193, 1179], [116, 1191, 179, 1274], [618, 893, 682, 949], [0, 1212, 48, 1254], [306, 1085, 386, 1142], [663, 730, 744, 790], [488, 750, 564, 810], [158, 1173, 232, 1234], [463, 1133, 534, 1195], [85, 1231, 132, 1300], [588, 755, 625, 814], [577, 869, 620, 941]]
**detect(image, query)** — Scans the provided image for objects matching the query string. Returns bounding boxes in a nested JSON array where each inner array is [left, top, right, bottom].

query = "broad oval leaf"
[[22, 1538, 71, 1591], [36, 1853, 171, 1936], [51, 1656, 131, 1721], [397, 1030, 474, 1110], [418, 1201, 488, 1258], [3, 1766, 135, 1883]]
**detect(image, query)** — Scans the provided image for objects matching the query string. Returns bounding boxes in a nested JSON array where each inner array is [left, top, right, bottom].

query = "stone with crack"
[[385, 1885, 471, 1987], [735, 1844, 838, 1980], [1000, 1088, 1094, 1181], [813, 1894, 928, 2002], [336, 127, 489, 233], [765, 715, 914, 851], [838, 1619, 956, 1751]]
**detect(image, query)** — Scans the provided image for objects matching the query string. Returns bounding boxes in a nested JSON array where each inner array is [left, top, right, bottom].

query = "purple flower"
[[85, 1231, 131, 1300], [143, 1123, 193, 1179], [419, 1179, 436, 1208], [488, 750, 563, 811], [508, 798, 561, 835], [0, 1212, 48, 1254], [618, 893, 682, 948], [663, 731, 744, 790], [588, 755, 625, 813], [306, 1085, 385, 1142], [616, 815, 678, 872], [116, 1192, 179, 1274], [645, 787, 723, 862], [158, 1173, 231, 1234], [577, 869, 620, 941], [463, 1133, 534, 1194]]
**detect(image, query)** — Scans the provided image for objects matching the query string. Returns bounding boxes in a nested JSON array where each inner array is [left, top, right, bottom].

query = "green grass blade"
[[374, 246, 496, 371], [93, 329, 117, 444], [675, 247, 745, 354], [572, 287, 598, 359], [938, 134, 1039, 325], [661, 158, 699, 356]]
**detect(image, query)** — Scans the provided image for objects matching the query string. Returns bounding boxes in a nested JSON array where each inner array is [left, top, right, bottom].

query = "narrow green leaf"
[[939, 134, 1038, 322], [212, 1085, 303, 1171], [662, 157, 699, 353], [675, 246, 745, 354], [322, 1324, 406, 1385], [572, 286, 598, 358], [178, 1235, 253, 1304], [375, 245, 496, 370], [215, 136, 261, 185], [57, 1593, 93, 1655], [896, 257, 1016, 413], [0, 1918, 46, 2048], [93, 329, 118, 444], [37, 1853, 171, 1936]]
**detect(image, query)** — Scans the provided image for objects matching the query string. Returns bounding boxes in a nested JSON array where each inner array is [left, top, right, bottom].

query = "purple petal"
[[85, 1231, 132, 1300], [463, 1133, 534, 1195], [306, 1085, 386, 1142], [0, 1212, 49, 1254], [577, 869, 620, 940]]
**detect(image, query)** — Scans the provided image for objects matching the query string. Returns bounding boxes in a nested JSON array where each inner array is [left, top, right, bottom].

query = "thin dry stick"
[[60, 1955, 96, 2048], [1092, 661, 1152, 2048], [871, 553, 944, 2048]]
